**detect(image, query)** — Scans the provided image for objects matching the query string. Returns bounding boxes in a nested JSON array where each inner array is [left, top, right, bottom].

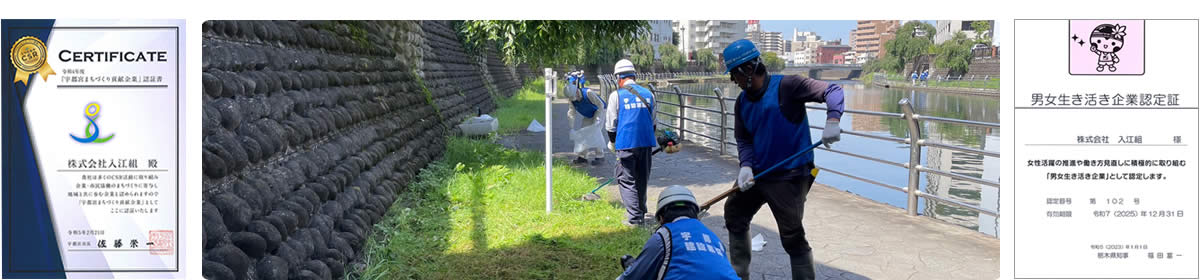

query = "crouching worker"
[[564, 70, 608, 165], [617, 186, 740, 280]]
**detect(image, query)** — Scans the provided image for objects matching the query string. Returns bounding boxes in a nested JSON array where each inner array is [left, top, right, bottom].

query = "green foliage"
[[491, 79, 550, 133], [629, 41, 655, 69], [694, 48, 721, 72], [934, 31, 974, 76], [881, 21, 937, 73], [457, 20, 650, 66], [971, 21, 993, 45], [762, 52, 786, 72], [658, 44, 686, 72], [863, 56, 902, 74]]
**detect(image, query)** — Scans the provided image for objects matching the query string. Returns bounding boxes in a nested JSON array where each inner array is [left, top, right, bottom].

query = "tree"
[[970, 21, 993, 46], [629, 41, 656, 70], [934, 31, 973, 76], [659, 44, 686, 72], [456, 20, 650, 66], [694, 48, 721, 72], [762, 52, 786, 71], [882, 21, 937, 73]]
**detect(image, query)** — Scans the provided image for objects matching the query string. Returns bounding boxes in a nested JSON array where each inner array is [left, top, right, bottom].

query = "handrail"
[[616, 75, 1000, 218]]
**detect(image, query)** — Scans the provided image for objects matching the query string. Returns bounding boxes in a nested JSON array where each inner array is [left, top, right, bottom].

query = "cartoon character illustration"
[[1088, 24, 1126, 72]]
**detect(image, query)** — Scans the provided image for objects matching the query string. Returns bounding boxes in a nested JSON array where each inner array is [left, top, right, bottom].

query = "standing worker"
[[563, 70, 608, 165], [617, 186, 740, 280], [721, 39, 844, 280], [605, 59, 657, 227]]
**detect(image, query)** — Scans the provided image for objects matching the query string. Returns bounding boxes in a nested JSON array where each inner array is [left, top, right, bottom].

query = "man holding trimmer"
[[721, 39, 844, 280]]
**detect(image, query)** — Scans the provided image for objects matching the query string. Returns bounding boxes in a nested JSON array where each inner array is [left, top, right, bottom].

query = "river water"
[[653, 80, 1001, 236]]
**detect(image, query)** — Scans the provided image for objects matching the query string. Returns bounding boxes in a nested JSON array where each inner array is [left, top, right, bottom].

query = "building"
[[817, 44, 852, 64], [644, 20, 673, 59], [745, 20, 785, 54], [840, 50, 858, 65], [848, 29, 857, 49], [934, 20, 995, 44], [852, 20, 900, 59], [673, 20, 748, 59], [792, 48, 816, 64]]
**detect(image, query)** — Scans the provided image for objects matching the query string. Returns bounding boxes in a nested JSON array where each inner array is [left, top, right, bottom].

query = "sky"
[[758, 20, 937, 44]]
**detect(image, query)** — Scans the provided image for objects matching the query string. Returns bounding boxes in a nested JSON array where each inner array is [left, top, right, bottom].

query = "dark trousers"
[[615, 146, 653, 223], [724, 164, 816, 279]]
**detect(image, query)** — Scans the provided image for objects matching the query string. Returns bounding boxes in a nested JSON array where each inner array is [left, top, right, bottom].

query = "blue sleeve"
[[619, 231, 666, 280], [734, 96, 755, 168], [823, 84, 845, 120]]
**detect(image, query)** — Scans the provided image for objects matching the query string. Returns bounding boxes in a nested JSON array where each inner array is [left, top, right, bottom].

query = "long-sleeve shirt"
[[734, 75, 844, 176]]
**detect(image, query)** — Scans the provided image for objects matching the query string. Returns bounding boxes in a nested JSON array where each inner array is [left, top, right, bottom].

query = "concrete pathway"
[[498, 96, 999, 280]]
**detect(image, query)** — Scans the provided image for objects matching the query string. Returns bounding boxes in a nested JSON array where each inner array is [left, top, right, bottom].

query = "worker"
[[605, 59, 657, 227], [721, 39, 844, 280], [617, 186, 740, 280], [563, 70, 608, 165]]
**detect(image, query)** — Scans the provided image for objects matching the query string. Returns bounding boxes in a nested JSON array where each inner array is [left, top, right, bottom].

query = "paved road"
[[498, 96, 999, 280]]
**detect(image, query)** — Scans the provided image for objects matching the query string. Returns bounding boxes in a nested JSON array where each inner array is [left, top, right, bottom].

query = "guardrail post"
[[712, 87, 728, 155], [674, 86, 686, 141], [899, 98, 922, 216]]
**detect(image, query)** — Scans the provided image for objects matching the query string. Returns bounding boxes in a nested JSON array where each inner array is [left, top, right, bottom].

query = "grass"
[[353, 136, 651, 280], [882, 73, 1000, 90], [490, 78, 553, 133]]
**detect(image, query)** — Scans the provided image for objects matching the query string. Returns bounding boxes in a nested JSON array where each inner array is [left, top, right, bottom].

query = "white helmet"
[[614, 59, 636, 77], [656, 185, 699, 214]]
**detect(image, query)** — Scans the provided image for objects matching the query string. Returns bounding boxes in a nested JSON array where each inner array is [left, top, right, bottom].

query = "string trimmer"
[[698, 140, 823, 217], [578, 130, 680, 201]]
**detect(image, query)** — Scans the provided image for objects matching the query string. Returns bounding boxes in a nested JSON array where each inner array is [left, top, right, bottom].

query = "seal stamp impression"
[[10, 36, 55, 85], [148, 230, 174, 255]]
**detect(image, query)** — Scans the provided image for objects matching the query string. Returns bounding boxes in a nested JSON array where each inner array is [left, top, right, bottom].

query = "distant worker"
[[920, 70, 930, 86], [910, 71, 918, 86], [722, 39, 845, 280], [605, 59, 658, 226], [563, 70, 608, 165], [617, 186, 740, 280]]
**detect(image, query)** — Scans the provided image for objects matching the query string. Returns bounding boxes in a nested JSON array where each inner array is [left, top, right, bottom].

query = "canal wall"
[[200, 20, 530, 280]]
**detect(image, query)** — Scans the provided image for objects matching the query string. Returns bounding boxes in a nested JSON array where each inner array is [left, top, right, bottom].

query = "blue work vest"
[[659, 218, 740, 280], [737, 75, 814, 175], [615, 84, 657, 150], [571, 87, 599, 118]]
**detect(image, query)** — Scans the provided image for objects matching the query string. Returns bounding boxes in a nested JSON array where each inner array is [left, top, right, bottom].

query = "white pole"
[[544, 68, 554, 213]]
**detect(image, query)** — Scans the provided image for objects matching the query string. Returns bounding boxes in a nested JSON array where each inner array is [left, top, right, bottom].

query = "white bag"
[[570, 120, 607, 153]]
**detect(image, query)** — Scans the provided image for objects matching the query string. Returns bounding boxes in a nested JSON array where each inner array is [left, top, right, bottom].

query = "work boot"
[[727, 231, 752, 279], [790, 250, 816, 280]]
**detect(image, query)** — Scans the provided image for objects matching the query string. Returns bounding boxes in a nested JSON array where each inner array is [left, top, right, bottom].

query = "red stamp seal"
[[148, 230, 174, 255]]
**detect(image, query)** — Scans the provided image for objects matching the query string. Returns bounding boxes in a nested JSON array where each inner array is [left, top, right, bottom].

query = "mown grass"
[[352, 136, 650, 280], [490, 78, 570, 134]]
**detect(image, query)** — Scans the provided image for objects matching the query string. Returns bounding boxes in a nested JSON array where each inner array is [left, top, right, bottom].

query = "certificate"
[[2, 19, 184, 278]]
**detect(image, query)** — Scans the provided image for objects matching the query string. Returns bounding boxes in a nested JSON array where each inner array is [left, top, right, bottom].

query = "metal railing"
[[599, 75, 999, 218]]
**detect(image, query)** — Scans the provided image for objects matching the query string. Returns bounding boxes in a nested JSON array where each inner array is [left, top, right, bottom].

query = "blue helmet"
[[723, 39, 761, 74]]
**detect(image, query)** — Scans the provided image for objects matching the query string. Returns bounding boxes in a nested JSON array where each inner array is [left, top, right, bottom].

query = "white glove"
[[608, 142, 616, 153], [737, 166, 754, 192], [822, 119, 841, 148]]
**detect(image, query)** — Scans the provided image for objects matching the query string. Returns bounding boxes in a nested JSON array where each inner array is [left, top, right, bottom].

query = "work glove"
[[737, 166, 754, 192], [608, 142, 616, 153], [822, 119, 841, 148]]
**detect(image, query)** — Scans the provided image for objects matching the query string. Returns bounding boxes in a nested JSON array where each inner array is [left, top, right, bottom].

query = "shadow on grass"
[[352, 137, 652, 280]]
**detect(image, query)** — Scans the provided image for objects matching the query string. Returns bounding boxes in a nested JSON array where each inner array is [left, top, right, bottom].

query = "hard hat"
[[722, 39, 761, 74], [614, 59, 636, 78], [656, 185, 699, 214]]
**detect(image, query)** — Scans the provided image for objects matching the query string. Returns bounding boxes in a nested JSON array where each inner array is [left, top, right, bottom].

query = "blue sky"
[[758, 20, 936, 44]]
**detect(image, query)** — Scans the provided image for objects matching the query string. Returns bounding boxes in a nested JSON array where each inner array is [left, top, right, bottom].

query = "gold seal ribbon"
[[10, 36, 55, 85]]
